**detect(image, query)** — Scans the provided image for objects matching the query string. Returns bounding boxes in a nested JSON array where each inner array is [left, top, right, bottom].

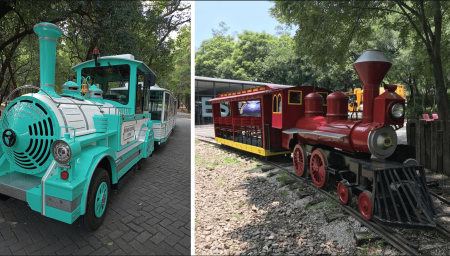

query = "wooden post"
[[415, 120, 422, 164], [443, 121, 450, 176], [424, 121, 431, 169], [437, 127, 444, 174], [431, 121, 437, 172]]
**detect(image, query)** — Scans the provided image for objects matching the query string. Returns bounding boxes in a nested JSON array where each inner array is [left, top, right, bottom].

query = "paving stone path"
[[0, 114, 191, 255]]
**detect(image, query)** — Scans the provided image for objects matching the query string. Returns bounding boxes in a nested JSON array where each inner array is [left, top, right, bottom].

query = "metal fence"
[[406, 119, 450, 175]]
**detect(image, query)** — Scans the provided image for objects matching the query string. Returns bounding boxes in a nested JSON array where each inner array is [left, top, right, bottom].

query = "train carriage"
[[210, 50, 436, 229], [148, 85, 177, 146], [0, 22, 160, 230], [209, 85, 331, 157]]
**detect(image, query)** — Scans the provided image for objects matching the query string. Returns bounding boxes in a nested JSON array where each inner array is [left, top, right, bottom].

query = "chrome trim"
[[46, 195, 81, 213], [56, 163, 70, 169], [42, 83, 55, 86], [115, 141, 143, 158], [40, 37, 57, 43], [57, 108, 69, 133], [41, 160, 57, 216], [83, 154, 114, 213], [36, 23, 63, 33], [117, 150, 141, 172]]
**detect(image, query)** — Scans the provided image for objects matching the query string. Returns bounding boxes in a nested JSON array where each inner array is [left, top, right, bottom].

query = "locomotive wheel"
[[309, 148, 329, 188], [293, 144, 308, 177], [80, 168, 111, 231], [358, 190, 373, 220], [337, 180, 353, 205]]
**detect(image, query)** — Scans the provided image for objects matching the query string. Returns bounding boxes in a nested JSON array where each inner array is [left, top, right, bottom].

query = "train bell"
[[80, 80, 91, 95]]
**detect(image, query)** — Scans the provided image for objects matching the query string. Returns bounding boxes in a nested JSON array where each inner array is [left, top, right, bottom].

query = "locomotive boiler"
[[0, 22, 159, 230], [210, 50, 436, 229]]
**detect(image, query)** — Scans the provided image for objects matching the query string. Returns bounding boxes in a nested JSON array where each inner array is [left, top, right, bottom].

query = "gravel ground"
[[195, 140, 406, 256]]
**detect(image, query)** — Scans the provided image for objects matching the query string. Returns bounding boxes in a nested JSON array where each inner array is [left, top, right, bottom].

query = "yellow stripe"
[[215, 137, 291, 156]]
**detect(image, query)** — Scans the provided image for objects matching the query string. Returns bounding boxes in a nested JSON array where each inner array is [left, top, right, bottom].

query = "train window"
[[136, 70, 145, 114], [149, 90, 163, 120], [239, 100, 261, 117], [273, 95, 278, 112], [164, 92, 170, 120], [288, 90, 302, 105], [84, 64, 131, 105], [278, 94, 282, 112]]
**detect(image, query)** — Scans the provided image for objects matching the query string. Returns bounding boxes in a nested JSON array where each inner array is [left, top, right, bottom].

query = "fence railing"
[[406, 119, 450, 175]]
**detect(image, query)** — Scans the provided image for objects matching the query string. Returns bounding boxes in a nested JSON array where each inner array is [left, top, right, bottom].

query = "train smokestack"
[[353, 50, 391, 124], [33, 22, 63, 98]]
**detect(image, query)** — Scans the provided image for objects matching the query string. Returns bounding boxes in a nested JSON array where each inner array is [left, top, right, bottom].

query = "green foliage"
[[0, 0, 190, 106]]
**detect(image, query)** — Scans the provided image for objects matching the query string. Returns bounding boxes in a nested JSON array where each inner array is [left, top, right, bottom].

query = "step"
[[0, 172, 41, 201]]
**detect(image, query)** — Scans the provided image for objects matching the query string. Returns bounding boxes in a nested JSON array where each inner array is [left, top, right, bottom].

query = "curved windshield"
[[81, 64, 130, 105]]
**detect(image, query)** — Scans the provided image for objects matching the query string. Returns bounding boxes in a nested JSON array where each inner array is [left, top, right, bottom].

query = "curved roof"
[[71, 54, 156, 76]]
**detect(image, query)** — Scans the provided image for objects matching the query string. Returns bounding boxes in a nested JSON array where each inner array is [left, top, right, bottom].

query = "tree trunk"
[[431, 1, 449, 120]]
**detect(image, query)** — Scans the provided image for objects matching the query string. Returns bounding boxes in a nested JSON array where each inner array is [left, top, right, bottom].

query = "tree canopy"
[[195, 1, 450, 119], [0, 0, 191, 106]]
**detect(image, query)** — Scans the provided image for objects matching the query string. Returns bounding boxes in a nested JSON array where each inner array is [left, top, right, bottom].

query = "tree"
[[0, 0, 190, 103], [271, 1, 450, 120]]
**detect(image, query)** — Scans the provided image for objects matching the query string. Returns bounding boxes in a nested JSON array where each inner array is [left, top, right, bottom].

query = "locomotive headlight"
[[390, 103, 404, 120], [52, 140, 72, 164]]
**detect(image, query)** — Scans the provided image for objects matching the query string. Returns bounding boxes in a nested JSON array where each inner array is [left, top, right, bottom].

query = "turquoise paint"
[[94, 182, 108, 217], [26, 186, 42, 213], [33, 23, 62, 98], [0, 96, 60, 174], [60, 81, 84, 100]]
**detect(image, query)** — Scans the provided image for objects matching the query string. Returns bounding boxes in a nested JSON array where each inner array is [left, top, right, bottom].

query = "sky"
[[195, 1, 295, 49]]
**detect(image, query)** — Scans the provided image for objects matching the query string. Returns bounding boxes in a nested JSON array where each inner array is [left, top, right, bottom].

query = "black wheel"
[[138, 158, 148, 170], [80, 168, 111, 231]]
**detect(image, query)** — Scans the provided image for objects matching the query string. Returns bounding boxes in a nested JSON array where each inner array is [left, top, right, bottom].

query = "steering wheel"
[[2, 129, 16, 147]]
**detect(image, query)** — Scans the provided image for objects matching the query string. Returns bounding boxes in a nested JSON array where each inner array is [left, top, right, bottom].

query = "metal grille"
[[373, 166, 436, 229], [3, 99, 56, 172]]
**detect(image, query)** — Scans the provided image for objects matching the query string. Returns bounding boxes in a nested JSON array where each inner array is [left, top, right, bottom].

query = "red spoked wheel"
[[293, 144, 308, 177], [337, 180, 353, 205], [358, 191, 373, 220], [309, 148, 329, 189]]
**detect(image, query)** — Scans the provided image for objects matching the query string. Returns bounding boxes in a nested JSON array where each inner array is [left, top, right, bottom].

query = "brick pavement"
[[0, 114, 191, 255]]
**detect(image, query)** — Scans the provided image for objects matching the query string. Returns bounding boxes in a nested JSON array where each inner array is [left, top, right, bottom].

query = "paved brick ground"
[[0, 114, 191, 255]]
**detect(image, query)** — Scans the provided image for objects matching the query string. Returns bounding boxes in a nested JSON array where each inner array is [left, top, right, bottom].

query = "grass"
[[217, 181, 223, 187], [307, 197, 338, 212], [231, 213, 243, 221], [276, 172, 290, 186], [281, 190, 289, 197], [223, 156, 240, 165]]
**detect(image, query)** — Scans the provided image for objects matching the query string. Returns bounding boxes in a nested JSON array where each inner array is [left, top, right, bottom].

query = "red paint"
[[305, 92, 324, 117], [61, 171, 69, 180], [353, 60, 392, 124], [326, 92, 348, 123]]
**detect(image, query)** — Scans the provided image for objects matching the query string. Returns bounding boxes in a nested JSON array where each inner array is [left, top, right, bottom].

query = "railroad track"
[[196, 136, 450, 255]]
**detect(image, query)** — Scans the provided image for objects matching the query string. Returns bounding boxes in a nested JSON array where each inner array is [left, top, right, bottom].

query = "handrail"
[[5, 85, 57, 105]]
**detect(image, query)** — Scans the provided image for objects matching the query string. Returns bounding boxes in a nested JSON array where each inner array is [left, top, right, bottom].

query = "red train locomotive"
[[210, 50, 436, 229]]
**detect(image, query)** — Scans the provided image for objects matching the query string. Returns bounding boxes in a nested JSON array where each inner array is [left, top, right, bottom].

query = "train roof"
[[209, 84, 290, 103], [71, 54, 156, 76]]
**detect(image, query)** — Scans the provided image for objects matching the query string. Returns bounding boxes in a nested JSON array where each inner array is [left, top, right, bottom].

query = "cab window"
[[82, 64, 131, 105]]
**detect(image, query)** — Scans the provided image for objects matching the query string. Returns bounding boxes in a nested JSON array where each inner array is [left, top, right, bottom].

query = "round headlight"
[[52, 140, 72, 164], [390, 103, 404, 120]]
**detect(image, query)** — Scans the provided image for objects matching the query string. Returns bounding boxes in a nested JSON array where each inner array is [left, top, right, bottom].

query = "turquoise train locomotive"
[[210, 50, 436, 229], [0, 22, 163, 230]]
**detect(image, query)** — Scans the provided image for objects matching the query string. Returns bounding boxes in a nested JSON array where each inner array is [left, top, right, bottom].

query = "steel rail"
[[267, 160, 421, 256]]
